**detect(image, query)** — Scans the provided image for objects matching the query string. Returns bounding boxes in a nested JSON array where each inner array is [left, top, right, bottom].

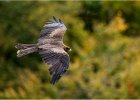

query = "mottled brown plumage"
[[15, 17, 71, 84]]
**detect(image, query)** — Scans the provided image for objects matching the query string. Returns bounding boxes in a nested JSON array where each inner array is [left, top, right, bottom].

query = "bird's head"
[[64, 46, 72, 52]]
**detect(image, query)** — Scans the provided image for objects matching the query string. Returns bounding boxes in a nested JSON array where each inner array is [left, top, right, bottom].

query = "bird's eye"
[[64, 47, 71, 52]]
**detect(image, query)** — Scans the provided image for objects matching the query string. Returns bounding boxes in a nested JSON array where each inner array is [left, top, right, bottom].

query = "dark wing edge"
[[39, 16, 66, 39], [39, 49, 70, 84], [49, 54, 70, 84]]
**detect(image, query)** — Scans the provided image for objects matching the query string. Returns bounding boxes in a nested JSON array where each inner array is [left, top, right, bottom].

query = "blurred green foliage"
[[0, 1, 140, 99]]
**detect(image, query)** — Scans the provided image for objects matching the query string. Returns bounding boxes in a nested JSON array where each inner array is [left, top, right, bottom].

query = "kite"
[[15, 17, 71, 84]]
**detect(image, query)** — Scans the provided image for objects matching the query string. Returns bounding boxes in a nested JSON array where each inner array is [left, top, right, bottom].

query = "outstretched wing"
[[39, 48, 70, 84], [39, 16, 67, 41]]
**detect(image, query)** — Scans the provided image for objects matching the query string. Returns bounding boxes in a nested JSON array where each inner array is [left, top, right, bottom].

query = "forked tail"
[[15, 43, 38, 57]]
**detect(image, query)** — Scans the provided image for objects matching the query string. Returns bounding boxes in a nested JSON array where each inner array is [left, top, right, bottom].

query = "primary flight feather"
[[15, 17, 71, 84]]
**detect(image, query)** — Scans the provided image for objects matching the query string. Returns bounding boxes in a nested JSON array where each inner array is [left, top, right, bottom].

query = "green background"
[[0, 1, 140, 99]]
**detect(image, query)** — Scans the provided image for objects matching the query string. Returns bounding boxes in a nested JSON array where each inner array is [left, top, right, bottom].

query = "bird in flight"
[[15, 16, 71, 84]]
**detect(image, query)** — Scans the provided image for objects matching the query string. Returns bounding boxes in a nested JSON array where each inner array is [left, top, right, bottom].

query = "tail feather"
[[15, 43, 38, 57], [15, 43, 37, 49]]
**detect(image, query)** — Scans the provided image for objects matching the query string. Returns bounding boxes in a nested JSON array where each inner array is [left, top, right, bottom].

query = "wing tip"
[[52, 16, 63, 24], [58, 18, 61, 23], [53, 16, 58, 22], [45, 16, 64, 26], [50, 74, 61, 85], [50, 79, 56, 85]]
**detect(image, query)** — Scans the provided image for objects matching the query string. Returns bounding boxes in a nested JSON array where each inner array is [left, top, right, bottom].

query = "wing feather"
[[38, 17, 70, 84], [39, 17, 67, 40], [39, 48, 70, 84]]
